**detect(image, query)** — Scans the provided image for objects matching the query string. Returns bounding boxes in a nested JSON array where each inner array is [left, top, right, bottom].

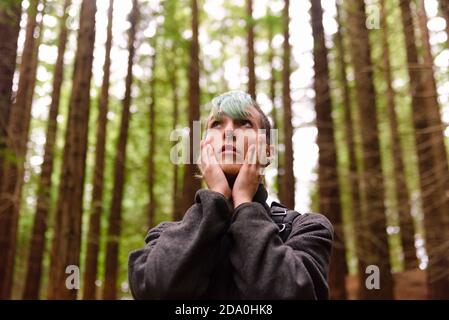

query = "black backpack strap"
[[269, 201, 302, 242]]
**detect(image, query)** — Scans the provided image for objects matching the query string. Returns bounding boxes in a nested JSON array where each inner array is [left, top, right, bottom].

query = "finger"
[[257, 134, 268, 166], [207, 144, 219, 164], [246, 144, 257, 165]]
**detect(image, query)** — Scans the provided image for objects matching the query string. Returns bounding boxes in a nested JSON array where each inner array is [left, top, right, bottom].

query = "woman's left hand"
[[232, 135, 266, 209]]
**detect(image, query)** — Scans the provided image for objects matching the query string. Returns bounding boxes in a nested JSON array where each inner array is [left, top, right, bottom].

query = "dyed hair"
[[207, 90, 272, 144], [196, 91, 273, 180]]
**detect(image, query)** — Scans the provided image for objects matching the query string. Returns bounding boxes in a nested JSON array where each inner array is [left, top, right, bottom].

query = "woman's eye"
[[240, 120, 252, 127], [210, 121, 220, 128]]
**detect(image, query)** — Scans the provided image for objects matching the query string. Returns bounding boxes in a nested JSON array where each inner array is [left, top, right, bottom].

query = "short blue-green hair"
[[210, 90, 253, 120], [207, 90, 272, 144]]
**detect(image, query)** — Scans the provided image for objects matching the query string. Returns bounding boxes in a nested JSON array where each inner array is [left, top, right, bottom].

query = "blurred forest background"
[[1, 0, 449, 300]]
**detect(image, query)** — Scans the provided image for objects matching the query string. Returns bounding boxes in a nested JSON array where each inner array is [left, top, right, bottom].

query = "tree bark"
[[246, 0, 256, 99], [0, 0, 22, 184], [168, 47, 182, 222], [281, 0, 295, 209], [102, 0, 138, 300], [23, 0, 71, 300], [180, 0, 201, 216], [380, 0, 418, 271], [47, 0, 96, 300], [0, 0, 41, 299], [310, 0, 347, 300], [267, 12, 283, 200], [345, 0, 394, 299], [416, 0, 449, 229], [398, 0, 449, 298], [82, 0, 114, 300], [147, 45, 157, 229], [335, 1, 366, 299]]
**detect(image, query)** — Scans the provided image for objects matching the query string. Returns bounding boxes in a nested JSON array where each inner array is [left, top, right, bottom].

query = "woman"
[[128, 91, 334, 299]]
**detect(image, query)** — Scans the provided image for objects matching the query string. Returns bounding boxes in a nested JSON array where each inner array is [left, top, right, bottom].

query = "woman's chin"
[[220, 163, 242, 176]]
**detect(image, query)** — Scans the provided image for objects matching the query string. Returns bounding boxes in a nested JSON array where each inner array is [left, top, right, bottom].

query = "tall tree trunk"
[[345, 0, 394, 299], [47, 0, 96, 300], [335, 1, 366, 299], [246, 0, 256, 99], [103, 0, 138, 300], [0, 0, 22, 184], [147, 46, 157, 229], [23, 0, 71, 300], [310, 0, 347, 300], [399, 0, 449, 298], [180, 0, 201, 216], [168, 47, 181, 222], [0, 0, 41, 299], [380, 0, 418, 271], [267, 13, 283, 199], [83, 0, 114, 300], [281, 0, 295, 209], [416, 0, 449, 229]]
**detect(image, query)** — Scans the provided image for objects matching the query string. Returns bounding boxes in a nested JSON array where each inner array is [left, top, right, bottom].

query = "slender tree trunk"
[[0, 0, 22, 184], [83, 0, 114, 300], [147, 47, 157, 229], [180, 0, 201, 216], [310, 0, 347, 300], [345, 0, 394, 299], [47, 0, 96, 300], [380, 0, 418, 271], [0, 0, 41, 299], [267, 14, 283, 199], [246, 0, 256, 99], [416, 0, 449, 229], [399, 0, 449, 299], [168, 48, 181, 222], [335, 1, 366, 299], [281, 0, 295, 209], [22, 0, 71, 300], [103, 0, 138, 300]]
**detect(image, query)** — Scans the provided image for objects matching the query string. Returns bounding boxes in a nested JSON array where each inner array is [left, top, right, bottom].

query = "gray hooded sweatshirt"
[[128, 184, 333, 300]]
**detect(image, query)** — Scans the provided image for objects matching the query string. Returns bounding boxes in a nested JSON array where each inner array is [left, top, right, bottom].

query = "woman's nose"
[[222, 122, 235, 141], [223, 129, 235, 143]]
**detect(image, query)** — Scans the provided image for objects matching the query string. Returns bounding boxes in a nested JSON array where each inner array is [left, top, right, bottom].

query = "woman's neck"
[[225, 174, 237, 189]]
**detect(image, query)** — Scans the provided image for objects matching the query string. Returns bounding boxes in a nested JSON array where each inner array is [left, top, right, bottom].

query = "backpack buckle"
[[278, 223, 286, 233]]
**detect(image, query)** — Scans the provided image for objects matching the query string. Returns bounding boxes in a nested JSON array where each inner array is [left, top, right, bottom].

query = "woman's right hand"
[[199, 136, 232, 199]]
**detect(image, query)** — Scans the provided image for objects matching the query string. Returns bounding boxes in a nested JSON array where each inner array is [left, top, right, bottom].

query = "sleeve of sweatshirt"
[[228, 202, 334, 300], [128, 189, 232, 299]]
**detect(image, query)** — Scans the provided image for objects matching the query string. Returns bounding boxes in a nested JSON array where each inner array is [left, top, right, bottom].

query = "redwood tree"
[[147, 43, 157, 229], [310, 0, 347, 299], [246, 0, 256, 99], [345, 0, 394, 299], [47, 0, 97, 300], [281, 0, 294, 209], [0, 0, 41, 299], [103, 0, 139, 299], [180, 0, 201, 217], [23, 0, 71, 300], [380, 0, 417, 270], [0, 0, 21, 184], [399, 0, 449, 299], [335, 0, 366, 298], [83, 0, 114, 300]]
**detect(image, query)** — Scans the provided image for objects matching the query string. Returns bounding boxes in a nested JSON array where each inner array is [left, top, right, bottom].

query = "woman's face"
[[205, 106, 265, 176]]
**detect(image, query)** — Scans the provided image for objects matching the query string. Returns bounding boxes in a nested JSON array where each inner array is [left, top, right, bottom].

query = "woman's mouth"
[[221, 144, 237, 154]]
